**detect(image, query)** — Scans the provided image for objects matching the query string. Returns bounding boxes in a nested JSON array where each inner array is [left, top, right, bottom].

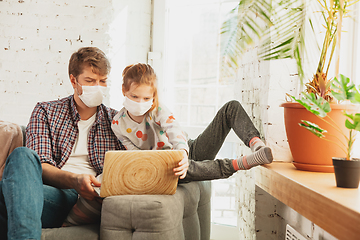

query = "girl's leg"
[[62, 196, 102, 227], [188, 100, 260, 161], [180, 159, 235, 182], [184, 101, 273, 182]]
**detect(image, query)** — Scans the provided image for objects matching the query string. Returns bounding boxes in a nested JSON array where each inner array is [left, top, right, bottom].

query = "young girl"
[[63, 63, 273, 226], [112, 63, 273, 181]]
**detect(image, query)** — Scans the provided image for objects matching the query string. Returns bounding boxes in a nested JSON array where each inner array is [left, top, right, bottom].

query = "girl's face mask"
[[123, 96, 153, 116], [76, 82, 107, 108]]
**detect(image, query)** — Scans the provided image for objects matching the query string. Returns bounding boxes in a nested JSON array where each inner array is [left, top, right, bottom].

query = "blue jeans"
[[0, 147, 78, 240]]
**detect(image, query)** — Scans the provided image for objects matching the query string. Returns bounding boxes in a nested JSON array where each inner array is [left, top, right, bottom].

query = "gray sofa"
[[42, 181, 211, 240], [1, 122, 212, 240]]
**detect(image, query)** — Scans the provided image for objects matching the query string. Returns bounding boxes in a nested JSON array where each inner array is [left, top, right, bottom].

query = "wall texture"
[[0, 0, 151, 126], [233, 47, 299, 239], [255, 186, 337, 240]]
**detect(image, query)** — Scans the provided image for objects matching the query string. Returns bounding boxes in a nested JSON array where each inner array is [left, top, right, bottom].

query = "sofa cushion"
[[41, 224, 99, 240], [100, 181, 211, 240], [101, 194, 185, 240]]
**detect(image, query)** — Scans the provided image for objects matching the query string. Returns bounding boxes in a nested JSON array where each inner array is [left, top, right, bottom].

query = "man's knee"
[[6, 147, 41, 170]]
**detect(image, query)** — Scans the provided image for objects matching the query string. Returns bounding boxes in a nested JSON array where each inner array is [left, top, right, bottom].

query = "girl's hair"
[[122, 63, 159, 112], [68, 47, 111, 78]]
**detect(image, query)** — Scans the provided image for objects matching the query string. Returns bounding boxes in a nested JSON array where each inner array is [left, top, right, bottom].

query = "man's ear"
[[70, 74, 77, 88]]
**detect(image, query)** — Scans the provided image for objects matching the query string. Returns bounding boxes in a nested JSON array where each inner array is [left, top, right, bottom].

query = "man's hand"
[[173, 150, 189, 179], [41, 163, 101, 201], [73, 174, 101, 201]]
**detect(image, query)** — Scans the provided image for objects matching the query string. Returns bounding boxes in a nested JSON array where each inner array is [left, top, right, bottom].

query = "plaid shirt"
[[26, 95, 125, 175]]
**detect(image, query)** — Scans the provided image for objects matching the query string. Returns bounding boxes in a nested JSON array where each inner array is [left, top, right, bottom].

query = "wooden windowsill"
[[254, 161, 360, 240]]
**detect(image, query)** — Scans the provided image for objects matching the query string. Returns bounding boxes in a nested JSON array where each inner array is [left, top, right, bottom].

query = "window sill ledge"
[[254, 161, 360, 240]]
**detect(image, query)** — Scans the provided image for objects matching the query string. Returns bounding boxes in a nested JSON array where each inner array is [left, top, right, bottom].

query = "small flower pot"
[[332, 157, 360, 188]]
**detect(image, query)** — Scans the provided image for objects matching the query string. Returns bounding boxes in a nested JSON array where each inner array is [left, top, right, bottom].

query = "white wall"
[[107, 0, 151, 111], [255, 186, 337, 240], [233, 47, 299, 238], [0, 0, 151, 126]]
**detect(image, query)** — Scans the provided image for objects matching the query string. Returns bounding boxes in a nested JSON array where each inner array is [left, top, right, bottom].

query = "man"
[[0, 47, 189, 239], [0, 47, 121, 239]]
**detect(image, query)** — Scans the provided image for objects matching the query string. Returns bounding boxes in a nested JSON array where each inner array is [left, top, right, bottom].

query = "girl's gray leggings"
[[182, 100, 261, 182]]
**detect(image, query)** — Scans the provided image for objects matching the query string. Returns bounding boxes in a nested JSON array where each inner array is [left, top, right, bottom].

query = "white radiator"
[[286, 224, 307, 240]]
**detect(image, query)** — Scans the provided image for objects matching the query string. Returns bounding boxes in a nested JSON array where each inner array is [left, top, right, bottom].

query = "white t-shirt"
[[62, 114, 97, 176]]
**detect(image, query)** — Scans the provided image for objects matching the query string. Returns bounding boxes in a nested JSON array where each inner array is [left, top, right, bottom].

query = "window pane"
[[174, 105, 188, 125], [174, 88, 189, 104], [190, 87, 216, 105], [190, 105, 216, 126], [164, 0, 239, 227]]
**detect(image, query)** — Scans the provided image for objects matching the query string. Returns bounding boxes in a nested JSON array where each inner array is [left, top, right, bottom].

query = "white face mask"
[[76, 83, 106, 108], [123, 96, 153, 117]]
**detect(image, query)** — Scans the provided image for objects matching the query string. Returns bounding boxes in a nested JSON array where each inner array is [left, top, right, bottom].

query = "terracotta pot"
[[332, 158, 360, 188], [280, 102, 358, 172]]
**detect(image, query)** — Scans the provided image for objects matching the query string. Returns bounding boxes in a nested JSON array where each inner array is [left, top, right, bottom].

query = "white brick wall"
[[255, 186, 337, 240], [0, 0, 151, 126], [234, 46, 299, 238]]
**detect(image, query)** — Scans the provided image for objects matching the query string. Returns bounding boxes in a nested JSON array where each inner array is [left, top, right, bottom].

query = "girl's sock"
[[249, 137, 265, 152], [232, 147, 273, 170]]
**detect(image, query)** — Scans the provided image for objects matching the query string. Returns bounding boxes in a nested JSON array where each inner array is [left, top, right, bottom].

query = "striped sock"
[[62, 196, 102, 227], [232, 147, 273, 170], [249, 137, 265, 152]]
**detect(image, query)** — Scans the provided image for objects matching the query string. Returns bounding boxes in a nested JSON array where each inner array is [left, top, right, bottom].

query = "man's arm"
[[42, 163, 101, 201]]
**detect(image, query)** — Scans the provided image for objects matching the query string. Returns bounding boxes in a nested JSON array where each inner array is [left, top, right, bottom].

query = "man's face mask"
[[76, 82, 107, 108]]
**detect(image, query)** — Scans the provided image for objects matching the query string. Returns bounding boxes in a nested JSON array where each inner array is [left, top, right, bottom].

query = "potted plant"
[[221, 0, 358, 172], [292, 74, 360, 188], [279, 0, 359, 172]]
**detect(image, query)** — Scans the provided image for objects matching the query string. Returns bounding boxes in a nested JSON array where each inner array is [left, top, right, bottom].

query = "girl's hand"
[[173, 150, 189, 179]]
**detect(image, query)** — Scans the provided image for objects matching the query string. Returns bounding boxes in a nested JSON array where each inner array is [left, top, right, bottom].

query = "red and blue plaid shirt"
[[26, 95, 125, 176]]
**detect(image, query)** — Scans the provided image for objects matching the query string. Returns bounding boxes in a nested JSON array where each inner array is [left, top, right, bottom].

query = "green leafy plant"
[[221, 0, 306, 80], [304, 0, 358, 101], [221, 0, 358, 100], [291, 74, 360, 160]]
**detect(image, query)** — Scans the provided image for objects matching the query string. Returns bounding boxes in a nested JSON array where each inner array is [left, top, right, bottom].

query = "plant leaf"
[[331, 74, 356, 101], [220, 0, 305, 82], [344, 113, 360, 131], [291, 92, 331, 117], [299, 120, 327, 138]]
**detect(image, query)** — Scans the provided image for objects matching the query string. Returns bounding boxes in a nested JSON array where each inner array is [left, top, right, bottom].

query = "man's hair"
[[122, 63, 159, 112], [68, 47, 111, 78]]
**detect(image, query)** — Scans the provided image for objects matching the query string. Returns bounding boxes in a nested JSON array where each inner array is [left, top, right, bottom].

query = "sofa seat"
[[40, 181, 211, 240], [41, 224, 99, 240], [100, 181, 211, 240]]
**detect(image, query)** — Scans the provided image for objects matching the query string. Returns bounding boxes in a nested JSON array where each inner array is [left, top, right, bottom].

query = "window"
[[157, 0, 240, 227]]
